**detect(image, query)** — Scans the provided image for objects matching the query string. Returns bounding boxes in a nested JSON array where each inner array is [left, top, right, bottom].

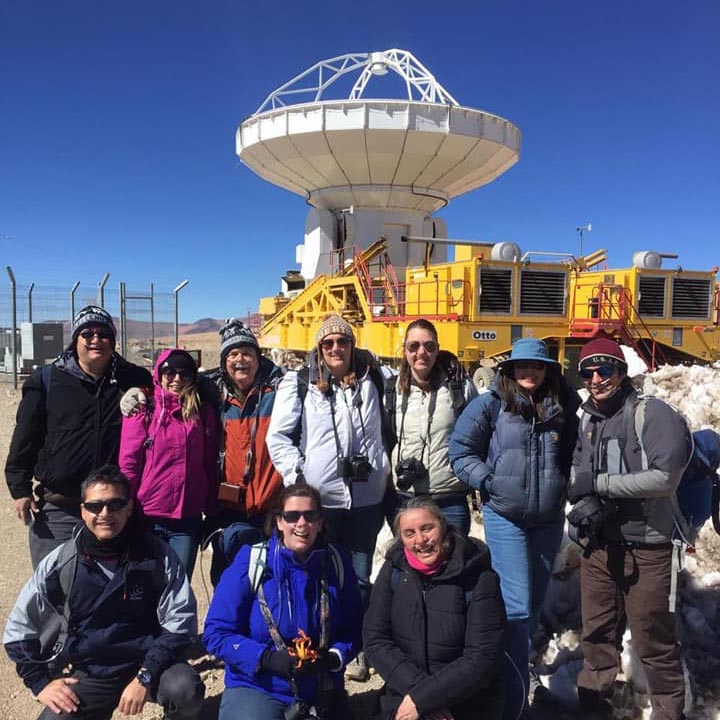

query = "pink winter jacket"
[[119, 352, 219, 519]]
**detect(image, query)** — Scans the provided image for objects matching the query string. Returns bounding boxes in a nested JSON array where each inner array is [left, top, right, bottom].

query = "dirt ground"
[[0, 376, 382, 719]]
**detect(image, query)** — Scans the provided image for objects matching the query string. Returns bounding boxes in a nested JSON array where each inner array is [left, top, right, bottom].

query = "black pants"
[[36, 663, 205, 720]]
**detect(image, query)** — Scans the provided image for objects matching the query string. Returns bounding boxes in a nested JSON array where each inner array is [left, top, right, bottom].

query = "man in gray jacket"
[[567, 337, 690, 720]]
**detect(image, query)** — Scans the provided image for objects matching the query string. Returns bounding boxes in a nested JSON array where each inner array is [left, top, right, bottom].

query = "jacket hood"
[[153, 348, 197, 385], [386, 530, 492, 582]]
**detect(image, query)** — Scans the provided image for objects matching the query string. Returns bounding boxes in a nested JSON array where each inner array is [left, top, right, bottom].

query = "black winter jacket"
[[363, 533, 506, 720], [5, 352, 152, 501]]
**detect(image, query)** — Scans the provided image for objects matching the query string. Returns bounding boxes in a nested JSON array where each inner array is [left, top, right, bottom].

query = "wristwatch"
[[136, 668, 153, 688]]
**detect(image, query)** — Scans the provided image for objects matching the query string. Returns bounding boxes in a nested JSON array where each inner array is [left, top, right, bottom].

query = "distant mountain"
[[182, 317, 224, 335]]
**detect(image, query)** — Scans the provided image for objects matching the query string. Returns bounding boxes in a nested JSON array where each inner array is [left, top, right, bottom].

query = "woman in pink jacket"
[[120, 348, 219, 578]]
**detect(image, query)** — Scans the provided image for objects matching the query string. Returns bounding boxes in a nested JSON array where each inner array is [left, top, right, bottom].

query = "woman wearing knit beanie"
[[266, 314, 391, 679]]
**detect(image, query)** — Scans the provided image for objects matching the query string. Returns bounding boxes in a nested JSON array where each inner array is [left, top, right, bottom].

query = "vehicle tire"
[[472, 366, 495, 393]]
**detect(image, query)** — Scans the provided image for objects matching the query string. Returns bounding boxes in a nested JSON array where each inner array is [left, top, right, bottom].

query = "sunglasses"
[[79, 329, 113, 341], [82, 498, 129, 514], [579, 365, 617, 380], [405, 340, 438, 353], [161, 368, 193, 380], [320, 337, 350, 350], [281, 509, 322, 523]]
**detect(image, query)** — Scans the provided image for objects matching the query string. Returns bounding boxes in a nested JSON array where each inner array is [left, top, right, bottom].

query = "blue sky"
[[2, 1, 718, 322]]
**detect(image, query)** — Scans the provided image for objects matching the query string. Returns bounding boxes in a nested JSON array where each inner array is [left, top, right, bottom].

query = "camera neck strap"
[[256, 555, 332, 696], [328, 384, 369, 459], [397, 387, 437, 463]]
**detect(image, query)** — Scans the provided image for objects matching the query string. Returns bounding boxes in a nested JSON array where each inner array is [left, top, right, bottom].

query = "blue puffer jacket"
[[203, 534, 362, 706], [449, 381, 579, 524]]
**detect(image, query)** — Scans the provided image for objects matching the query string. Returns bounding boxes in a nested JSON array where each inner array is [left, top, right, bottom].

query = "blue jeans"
[[396, 493, 471, 536], [323, 503, 384, 608], [219, 686, 287, 720], [482, 506, 564, 720], [149, 516, 203, 580]]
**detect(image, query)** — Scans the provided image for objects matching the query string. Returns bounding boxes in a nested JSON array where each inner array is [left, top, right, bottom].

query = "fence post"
[[6, 266, 17, 389], [97, 273, 110, 308], [173, 280, 189, 348], [150, 283, 155, 357], [119, 282, 127, 357], [70, 282, 80, 338], [28, 282, 34, 323]]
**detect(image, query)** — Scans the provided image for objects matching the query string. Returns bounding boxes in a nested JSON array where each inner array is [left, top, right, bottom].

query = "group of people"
[[3, 303, 692, 720]]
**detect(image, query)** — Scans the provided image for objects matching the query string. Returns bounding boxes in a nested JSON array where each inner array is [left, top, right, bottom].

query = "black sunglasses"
[[281, 509, 322, 523], [579, 365, 617, 380], [406, 340, 438, 353], [79, 329, 113, 341], [82, 498, 129, 514], [161, 368, 193, 380]]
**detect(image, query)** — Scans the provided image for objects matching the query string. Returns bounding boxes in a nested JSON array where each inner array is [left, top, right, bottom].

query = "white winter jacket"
[[392, 378, 477, 496], [267, 367, 390, 510]]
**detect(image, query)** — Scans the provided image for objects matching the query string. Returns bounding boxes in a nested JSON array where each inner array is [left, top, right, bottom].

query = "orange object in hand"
[[288, 629, 318, 669]]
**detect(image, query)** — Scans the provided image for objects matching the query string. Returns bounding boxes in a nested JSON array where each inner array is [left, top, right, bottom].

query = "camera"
[[336, 454, 373, 482], [395, 457, 429, 492], [284, 699, 317, 720]]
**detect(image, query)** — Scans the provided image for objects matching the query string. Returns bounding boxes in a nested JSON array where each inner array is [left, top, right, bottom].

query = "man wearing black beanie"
[[5, 305, 152, 568]]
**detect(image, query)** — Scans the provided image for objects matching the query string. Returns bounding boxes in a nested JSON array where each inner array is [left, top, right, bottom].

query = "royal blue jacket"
[[203, 534, 362, 706], [449, 381, 579, 524]]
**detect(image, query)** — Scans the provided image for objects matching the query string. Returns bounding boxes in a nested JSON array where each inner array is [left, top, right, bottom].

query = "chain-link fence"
[[1, 271, 184, 386]]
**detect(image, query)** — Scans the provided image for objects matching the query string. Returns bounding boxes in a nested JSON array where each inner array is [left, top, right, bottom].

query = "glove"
[[568, 471, 595, 503], [300, 649, 342, 676], [260, 648, 296, 678], [120, 387, 147, 417]]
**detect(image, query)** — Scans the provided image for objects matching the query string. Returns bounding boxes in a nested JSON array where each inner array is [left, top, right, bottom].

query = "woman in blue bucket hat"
[[449, 338, 580, 719]]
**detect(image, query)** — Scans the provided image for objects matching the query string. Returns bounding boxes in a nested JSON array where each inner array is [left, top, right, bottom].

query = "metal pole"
[[70, 281, 80, 336], [28, 282, 34, 323], [97, 273, 110, 308], [150, 283, 155, 357], [173, 280, 189, 348], [6, 266, 17, 389], [119, 282, 127, 357]]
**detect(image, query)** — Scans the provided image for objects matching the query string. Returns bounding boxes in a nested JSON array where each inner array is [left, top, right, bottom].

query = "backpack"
[[384, 350, 470, 448], [41, 533, 168, 661], [624, 395, 720, 544], [247, 540, 345, 593], [293, 358, 396, 456]]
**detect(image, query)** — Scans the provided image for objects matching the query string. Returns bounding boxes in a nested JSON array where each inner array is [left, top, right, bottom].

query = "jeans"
[[29, 502, 82, 569], [323, 503, 384, 608], [36, 663, 204, 720], [149, 516, 203, 580], [219, 685, 287, 720], [481, 506, 564, 720]]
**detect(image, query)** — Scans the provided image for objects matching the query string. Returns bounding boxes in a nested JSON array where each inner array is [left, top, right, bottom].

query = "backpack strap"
[[248, 540, 271, 594]]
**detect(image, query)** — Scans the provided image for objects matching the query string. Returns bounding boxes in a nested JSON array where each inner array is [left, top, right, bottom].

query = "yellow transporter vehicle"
[[257, 238, 720, 380]]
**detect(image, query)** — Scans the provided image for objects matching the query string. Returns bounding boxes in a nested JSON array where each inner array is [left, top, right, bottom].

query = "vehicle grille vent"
[[520, 270, 566, 315], [479, 268, 512, 314], [671, 278, 711, 319], [638, 276, 666, 317]]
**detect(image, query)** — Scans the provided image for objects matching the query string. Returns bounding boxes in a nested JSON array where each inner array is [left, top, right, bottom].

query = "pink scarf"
[[403, 547, 446, 576]]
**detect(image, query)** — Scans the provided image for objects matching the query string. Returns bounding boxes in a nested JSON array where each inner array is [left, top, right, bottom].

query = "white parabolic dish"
[[237, 99, 521, 213]]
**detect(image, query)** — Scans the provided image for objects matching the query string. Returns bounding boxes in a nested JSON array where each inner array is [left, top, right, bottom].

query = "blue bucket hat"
[[498, 338, 559, 367]]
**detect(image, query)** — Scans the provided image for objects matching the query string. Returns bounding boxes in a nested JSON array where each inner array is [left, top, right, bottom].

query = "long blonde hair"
[[177, 383, 201, 422]]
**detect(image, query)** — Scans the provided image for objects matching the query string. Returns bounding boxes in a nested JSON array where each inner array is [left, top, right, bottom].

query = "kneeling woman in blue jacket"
[[203, 484, 363, 720], [449, 338, 580, 720]]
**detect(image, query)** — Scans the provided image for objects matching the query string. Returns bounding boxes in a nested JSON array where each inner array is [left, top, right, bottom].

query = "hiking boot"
[[345, 651, 370, 682]]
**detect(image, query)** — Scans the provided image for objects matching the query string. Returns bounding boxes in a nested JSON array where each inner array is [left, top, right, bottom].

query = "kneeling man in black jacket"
[[4, 466, 204, 719]]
